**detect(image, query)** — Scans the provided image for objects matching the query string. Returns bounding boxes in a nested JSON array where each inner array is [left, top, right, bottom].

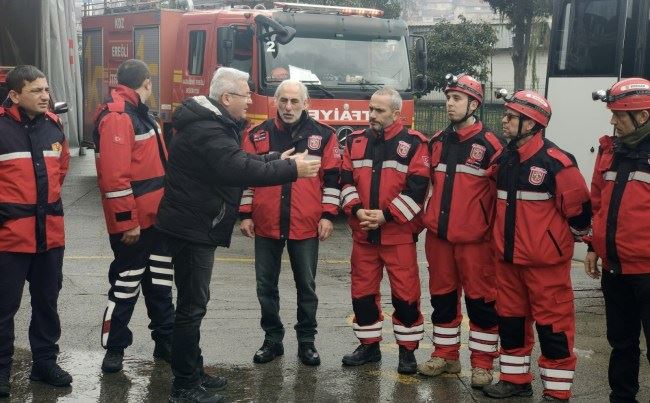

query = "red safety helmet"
[[592, 77, 650, 111], [495, 88, 552, 127], [444, 73, 483, 105]]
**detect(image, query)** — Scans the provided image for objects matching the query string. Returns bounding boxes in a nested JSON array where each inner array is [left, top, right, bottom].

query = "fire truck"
[[81, 0, 428, 146]]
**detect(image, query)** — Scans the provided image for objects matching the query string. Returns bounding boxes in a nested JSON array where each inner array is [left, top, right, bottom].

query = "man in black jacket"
[[156, 67, 320, 403]]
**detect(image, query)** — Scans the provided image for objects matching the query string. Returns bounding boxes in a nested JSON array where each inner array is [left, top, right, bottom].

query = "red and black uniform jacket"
[[589, 135, 650, 275], [490, 132, 591, 266], [0, 104, 70, 253], [239, 112, 341, 240], [423, 120, 503, 243], [341, 121, 429, 245], [93, 85, 168, 234]]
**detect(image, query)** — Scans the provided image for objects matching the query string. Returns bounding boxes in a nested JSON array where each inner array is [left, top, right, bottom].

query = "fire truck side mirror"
[[217, 26, 235, 67], [52, 101, 69, 115], [414, 74, 428, 95], [414, 36, 427, 72]]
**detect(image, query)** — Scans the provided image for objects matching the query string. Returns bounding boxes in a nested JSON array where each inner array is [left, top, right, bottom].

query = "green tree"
[[421, 16, 497, 93], [298, 0, 402, 19], [485, 0, 551, 89]]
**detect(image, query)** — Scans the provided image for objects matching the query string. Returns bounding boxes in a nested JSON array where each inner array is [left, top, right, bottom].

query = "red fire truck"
[[81, 1, 427, 146]]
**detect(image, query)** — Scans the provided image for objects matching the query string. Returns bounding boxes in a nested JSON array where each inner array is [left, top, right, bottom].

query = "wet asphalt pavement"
[[4, 153, 649, 402]]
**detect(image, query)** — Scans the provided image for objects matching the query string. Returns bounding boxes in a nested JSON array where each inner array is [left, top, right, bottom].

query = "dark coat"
[[156, 95, 298, 247]]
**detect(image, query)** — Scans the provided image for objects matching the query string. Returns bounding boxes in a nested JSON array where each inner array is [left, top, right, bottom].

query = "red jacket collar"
[[111, 85, 141, 107], [455, 120, 483, 141], [373, 120, 404, 141], [1, 103, 57, 124], [517, 131, 544, 162]]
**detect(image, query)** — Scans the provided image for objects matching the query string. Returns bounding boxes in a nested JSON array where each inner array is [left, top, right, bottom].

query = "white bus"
[[545, 0, 649, 258], [545, 0, 650, 184]]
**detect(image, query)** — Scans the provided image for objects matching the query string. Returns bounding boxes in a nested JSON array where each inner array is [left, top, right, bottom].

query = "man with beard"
[[339, 87, 429, 374], [240, 80, 341, 366], [586, 78, 650, 403]]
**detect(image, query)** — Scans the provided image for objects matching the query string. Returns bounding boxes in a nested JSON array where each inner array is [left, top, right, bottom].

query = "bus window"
[[621, 0, 640, 77], [231, 27, 253, 74], [645, 6, 650, 78], [550, 0, 619, 76], [188, 30, 206, 75]]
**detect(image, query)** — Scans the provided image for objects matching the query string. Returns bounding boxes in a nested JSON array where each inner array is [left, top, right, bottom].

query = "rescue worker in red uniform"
[[586, 78, 650, 403], [340, 88, 429, 374], [418, 74, 503, 387], [93, 59, 174, 373], [0, 65, 72, 398], [482, 89, 591, 401], [239, 80, 341, 366]]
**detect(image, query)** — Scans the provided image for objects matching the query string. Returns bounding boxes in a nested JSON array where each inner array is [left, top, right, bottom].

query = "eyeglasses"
[[502, 112, 521, 122], [227, 92, 252, 100]]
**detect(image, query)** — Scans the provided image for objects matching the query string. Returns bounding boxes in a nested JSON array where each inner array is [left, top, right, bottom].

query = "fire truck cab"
[[82, 1, 427, 146]]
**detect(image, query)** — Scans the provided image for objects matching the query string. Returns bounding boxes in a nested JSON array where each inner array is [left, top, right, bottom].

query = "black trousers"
[[157, 232, 215, 390], [0, 248, 64, 380], [601, 270, 650, 403], [102, 227, 174, 350]]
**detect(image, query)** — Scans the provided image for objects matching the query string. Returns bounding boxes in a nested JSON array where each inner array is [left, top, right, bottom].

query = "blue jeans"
[[160, 234, 215, 390], [254, 236, 319, 343]]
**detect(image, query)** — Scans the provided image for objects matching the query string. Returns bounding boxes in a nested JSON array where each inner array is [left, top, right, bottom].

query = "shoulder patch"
[[547, 148, 574, 168]]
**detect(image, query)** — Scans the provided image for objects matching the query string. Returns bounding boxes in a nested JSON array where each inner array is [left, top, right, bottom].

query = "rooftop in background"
[[402, 0, 502, 25]]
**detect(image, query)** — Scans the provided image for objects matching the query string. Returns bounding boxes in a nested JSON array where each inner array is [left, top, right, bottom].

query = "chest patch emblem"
[[528, 166, 547, 186], [51, 142, 62, 152], [308, 135, 322, 150], [397, 140, 411, 158], [253, 131, 268, 142], [470, 143, 486, 162]]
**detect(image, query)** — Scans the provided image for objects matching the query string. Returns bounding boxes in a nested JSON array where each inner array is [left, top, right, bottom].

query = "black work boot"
[[153, 339, 172, 363], [169, 385, 224, 403], [397, 345, 417, 374], [342, 342, 381, 366], [253, 340, 284, 364], [29, 362, 72, 387], [101, 348, 124, 373], [200, 371, 227, 390], [0, 378, 9, 398], [298, 341, 321, 366], [483, 380, 533, 398]]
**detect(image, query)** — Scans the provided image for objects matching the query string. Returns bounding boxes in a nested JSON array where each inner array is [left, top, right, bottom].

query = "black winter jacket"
[[156, 95, 298, 247]]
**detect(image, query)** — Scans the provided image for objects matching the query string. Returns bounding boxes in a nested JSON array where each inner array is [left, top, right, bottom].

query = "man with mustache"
[[0, 65, 72, 398], [483, 89, 591, 401], [340, 87, 429, 374], [586, 77, 650, 403], [239, 79, 341, 367]]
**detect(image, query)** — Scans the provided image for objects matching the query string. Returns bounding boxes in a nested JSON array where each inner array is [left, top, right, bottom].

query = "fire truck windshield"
[[263, 36, 410, 91]]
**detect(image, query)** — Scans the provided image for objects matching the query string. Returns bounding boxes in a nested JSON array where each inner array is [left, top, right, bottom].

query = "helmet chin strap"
[[627, 111, 640, 129], [451, 101, 474, 125], [512, 117, 533, 143]]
